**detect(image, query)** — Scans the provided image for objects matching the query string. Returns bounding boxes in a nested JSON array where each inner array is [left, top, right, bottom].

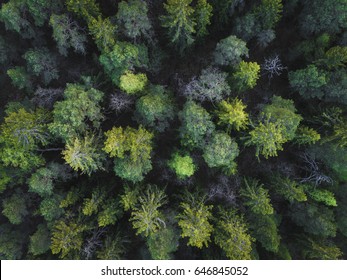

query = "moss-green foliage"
[[29, 224, 51, 256], [194, 0, 213, 38], [66, 0, 101, 21], [0, 225, 24, 259], [49, 83, 104, 141], [28, 167, 55, 197], [178, 101, 215, 149], [147, 226, 179, 260], [202, 132, 239, 175], [213, 35, 249, 66], [7, 66, 32, 91], [119, 71, 148, 95], [232, 61, 260, 92], [116, 0, 152, 40], [39, 195, 64, 222], [272, 176, 307, 203], [304, 186, 337, 207], [88, 16, 117, 52], [216, 98, 249, 131], [294, 125, 321, 145], [134, 85, 175, 132], [177, 193, 213, 248], [168, 152, 196, 179], [2, 193, 28, 225], [214, 209, 254, 260], [240, 178, 274, 215]]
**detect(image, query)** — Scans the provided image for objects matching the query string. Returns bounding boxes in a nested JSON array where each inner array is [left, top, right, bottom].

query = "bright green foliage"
[[119, 71, 148, 95], [288, 65, 328, 99], [28, 224, 51, 256], [134, 85, 175, 132], [99, 42, 149, 85], [240, 178, 274, 215], [161, 0, 196, 52], [272, 176, 307, 203], [213, 35, 249, 66], [232, 61, 260, 92], [319, 46, 347, 69], [82, 190, 104, 216], [88, 16, 117, 52], [294, 126, 321, 145], [305, 186, 337, 207], [214, 209, 254, 260], [28, 167, 55, 197], [147, 226, 179, 260], [184, 67, 231, 102], [299, 0, 347, 36], [49, 14, 87, 56], [301, 237, 342, 260], [120, 185, 140, 211], [290, 202, 337, 237], [254, 0, 283, 30], [2, 193, 28, 225], [23, 48, 59, 85], [130, 185, 167, 237], [7, 66, 32, 91], [116, 0, 152, 40], [62, 135, 104, 176], [194, 0, 213, 38], [203, 132, 239, 175], [177, 193, 213, 248], [216, 98, 249, 131], [262, 96, 302, 141], [51, 220, 85, 258], [178, 101, 215, 149], [39, 195, 64, 222], [98, 199, 122, 227], [104, 126, 153, 182], [168, 152, 196, 179], [245, 115, 287, 159], [0, 225, 24, 260], [66, 0, 101, 22], [96, 234, 125, 260], [49, 83, 104, 141], [249, 213, 281, 253], [0, 108, 50, 170]]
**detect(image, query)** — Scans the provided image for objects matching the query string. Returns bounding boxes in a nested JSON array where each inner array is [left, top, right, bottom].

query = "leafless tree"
[[32, 87, 64, 108], [207, 175, 240, 205], [109, 91, 134, 113], [82, 228, 107, 259], [299, 153, 333, 186], [262, 55, 287, 79]]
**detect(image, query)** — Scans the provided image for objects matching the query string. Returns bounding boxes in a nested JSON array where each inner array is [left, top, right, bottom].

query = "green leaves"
[[168, 152, 196, 179], [216, 98, 249, 131], [119, 71, 148, 95], [232, 61, 260, 92]]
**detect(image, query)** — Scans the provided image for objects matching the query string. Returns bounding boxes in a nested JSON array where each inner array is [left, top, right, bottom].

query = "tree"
[[39, 195, 64, 222], [97, 199, 122, 227], [99, 42, 149, 85], [51, 220, 85, 258], [23, 48, 59, 85], [253, 0, 283, 30], [168, 152, 196, 179], [288, 65, 328, 99], [147, 226, 179, 260], [299, 0, 347, 37], [103, 126, 153, 182], [66, 0, 101, 22], [2, 193, 28, 225], [160, 0, 196, 52], [300, 237, 342, 260], [216, 98, 249, 131], [203, 132, 239, 175], [318, 46, 347, 69], [240, 178, 274, 215], [28, 167, 55, 197], [0, 225, 24, 259], [116, 0, 152, 40], [28, 224, 51, 256], [271, 176, 307, 203], [62, 135, 104, 176], [119, 71, 148, 95], [231, 61, 260, 92], [49, 83, 104, 142], [49, 14, 87, 56], [245, 115, 287, 159], [194, 0, 213, 38], [0, 108, 50, 170], [214, 209, 254, 260], [178, 101, 215, 149], [304, 186, 337, 207], [213, 35, 249, 66], [7, 66, 32, 91], [134, 85, 175, 132], [88, 16, 117, 52], [130, 185, 167, 237], [26, 0, 62, 27], [290, 202, 337, 237], [184, 67, 231, 103], [294, 126, 321, 145], [177, 192, 213, 248], [262, 96, 302, 141], [96, 234, 126, 260]]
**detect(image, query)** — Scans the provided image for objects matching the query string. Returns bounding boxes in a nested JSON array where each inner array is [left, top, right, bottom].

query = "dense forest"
[[0, 0, 346, 260]]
